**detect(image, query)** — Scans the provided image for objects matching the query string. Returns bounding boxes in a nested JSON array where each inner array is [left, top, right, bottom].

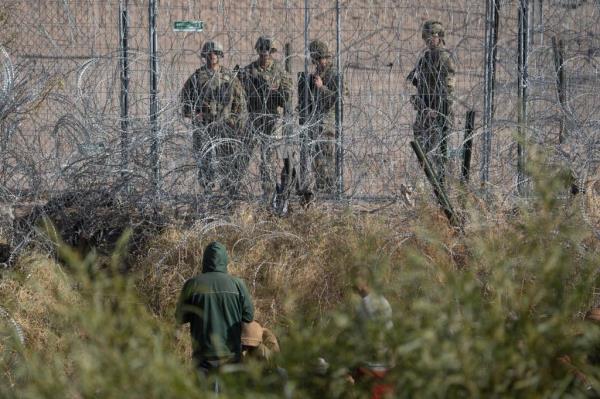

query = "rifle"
[[297, 71, 315, 125], [235, 64, 270, 112]]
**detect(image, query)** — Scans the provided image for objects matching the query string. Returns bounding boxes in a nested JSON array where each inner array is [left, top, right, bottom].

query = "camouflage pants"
[[192, 121, 246, 195], [310, 128, 336, 193], [246, 114, 279, 198], [413, 108, 452, 185]]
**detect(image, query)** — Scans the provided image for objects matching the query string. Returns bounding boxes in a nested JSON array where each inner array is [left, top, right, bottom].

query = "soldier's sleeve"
[[227, 77, 248, 130], [318, 72, 340, 110], [442, 50, 457, 98], [278, 67, 293, 105], [408, 56, 423, 87]]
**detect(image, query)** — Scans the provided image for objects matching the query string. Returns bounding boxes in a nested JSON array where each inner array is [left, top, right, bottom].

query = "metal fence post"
[[118, 0, 129, 187], [300, 0, 311, 193], [335, 0, 344, 198], [552, 36, 567, 144], [481, 0, 500, 188], [517, 0, 530, 196], [276, 42, 296, 214], [149, 0, 160, 192], [538, 0, 544, 44]]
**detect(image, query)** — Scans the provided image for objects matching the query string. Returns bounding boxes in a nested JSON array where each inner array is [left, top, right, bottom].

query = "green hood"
[[202, 241, 229, 273]]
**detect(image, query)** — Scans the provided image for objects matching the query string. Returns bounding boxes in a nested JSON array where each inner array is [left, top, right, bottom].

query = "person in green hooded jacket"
[[176, 241, 254, 373]]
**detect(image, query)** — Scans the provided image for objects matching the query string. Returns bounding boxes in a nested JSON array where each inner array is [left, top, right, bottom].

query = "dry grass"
[[0, 167, 599, 397], [1, 255, 78, 353], [134, 201, 463, 328], [126, 200, 466, 368]]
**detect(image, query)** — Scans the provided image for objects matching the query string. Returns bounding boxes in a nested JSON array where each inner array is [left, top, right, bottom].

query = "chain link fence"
[[0, 0, 599, 211]]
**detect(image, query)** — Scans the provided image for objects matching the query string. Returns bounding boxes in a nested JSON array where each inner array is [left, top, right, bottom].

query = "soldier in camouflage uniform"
[[180, 41, 248, 195], [238, 36, 293, 200], [298, 39, 343, 194], [407, 21, 456, 186]]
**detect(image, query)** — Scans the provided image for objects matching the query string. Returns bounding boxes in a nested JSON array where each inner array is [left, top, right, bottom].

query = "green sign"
[[173, 20, 204, 32]]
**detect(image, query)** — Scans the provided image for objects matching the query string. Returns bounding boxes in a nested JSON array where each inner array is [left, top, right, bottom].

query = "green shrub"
[[1, 160, 599, 398]]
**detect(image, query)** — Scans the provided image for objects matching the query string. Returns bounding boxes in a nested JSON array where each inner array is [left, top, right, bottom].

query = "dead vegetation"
[[0, 177, 598, 397]]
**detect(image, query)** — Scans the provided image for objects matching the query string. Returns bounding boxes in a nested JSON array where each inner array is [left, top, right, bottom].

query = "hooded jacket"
[[175, 242, 254, 363]]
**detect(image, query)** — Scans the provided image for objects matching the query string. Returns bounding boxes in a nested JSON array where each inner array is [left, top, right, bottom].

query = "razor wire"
[[0, 0, 597, 227], [0, 306, 24, 346]]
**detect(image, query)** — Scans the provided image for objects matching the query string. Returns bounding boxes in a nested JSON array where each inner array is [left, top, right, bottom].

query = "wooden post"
[[410, 140, 461, 228], [462, 110, 476, 183], [273, 42, 296, 215], [284, 43, 292, 74]]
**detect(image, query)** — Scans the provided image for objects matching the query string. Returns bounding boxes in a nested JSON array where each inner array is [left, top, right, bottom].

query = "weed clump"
[[0, 162, 599, 397]]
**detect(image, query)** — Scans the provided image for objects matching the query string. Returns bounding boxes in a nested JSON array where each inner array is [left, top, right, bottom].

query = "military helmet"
[[309, 40, 331, 60], [422, 20, 445, 40], [200, 41, 224, 57], [255, 36, 277, 53]]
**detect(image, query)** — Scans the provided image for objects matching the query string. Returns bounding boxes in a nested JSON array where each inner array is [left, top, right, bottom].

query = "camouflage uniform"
[[408, 21, 456, 185], [239, 37, 293, 198], [298, 40, 343, 194], [180, 41, 248, 194]]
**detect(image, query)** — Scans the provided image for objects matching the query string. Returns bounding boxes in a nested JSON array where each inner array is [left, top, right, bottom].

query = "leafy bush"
[[1, 161, 599, 398]]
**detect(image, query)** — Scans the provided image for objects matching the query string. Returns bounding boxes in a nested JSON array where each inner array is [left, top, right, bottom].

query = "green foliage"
[[1, 159, 599, 398], [0, 227, 206, 399]]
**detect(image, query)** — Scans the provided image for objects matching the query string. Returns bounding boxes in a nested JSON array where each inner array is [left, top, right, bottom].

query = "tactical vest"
[[242, 60, 288, 114], [189, 67, 235, 124], [413, 48, 453, 111]]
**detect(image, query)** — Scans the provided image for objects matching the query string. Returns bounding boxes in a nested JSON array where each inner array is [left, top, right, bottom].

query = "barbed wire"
[[0, 0, 598, 256]]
